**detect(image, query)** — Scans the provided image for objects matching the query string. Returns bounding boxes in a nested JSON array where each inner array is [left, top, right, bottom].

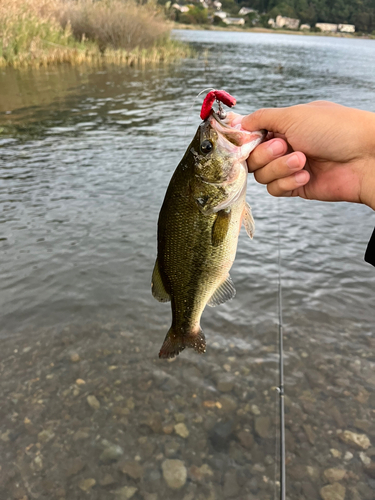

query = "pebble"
[[254, 416, 271, 438], [115, 486, 138, 499], [320, 482, 346, 500], [174, 423, 189, 438], [0, 430, 10, 442], [303, 424, 316, 444], [99, 443, 124, 464], [121, 461, 144, 479], [323, 468, 346, 483], [216, 374, 234, 392], [189, 464, 213, 482], [209, 420, 234, 451], [38, 429, 55, 444], [330, 449, 342, 458], [237, 430, 254, 449], [340, 430, 371, 450], [65, 458, 86, 477], [76, 378, 86, 385], [33, 455, 43, 471], [73, 430, 90, 441], [87, 395, 100, 410], [70, 352, 80, 363], [219, 395, 237, 413], [364, 462, 375, 478], [162, 459, 187, 489], [223, 469, 240, 498], [78, 478, 96, 492], [164, 439, 181, 457], [359, 452, 371, 466], [99, 473, 116, 486], [251, 404, 260, 415]]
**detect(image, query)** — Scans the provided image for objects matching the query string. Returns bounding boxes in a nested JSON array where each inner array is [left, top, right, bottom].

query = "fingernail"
[[294, 170, 308, 184], [267, 140, 285, 156], [286, 154, 300, 169]]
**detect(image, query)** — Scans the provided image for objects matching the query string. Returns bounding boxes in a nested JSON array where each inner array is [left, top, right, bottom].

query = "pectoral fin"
[[151, 259, 170, 302], [242, 202, 255, 239], [208, 275, 236, 307], [212, 209, 231, 247]]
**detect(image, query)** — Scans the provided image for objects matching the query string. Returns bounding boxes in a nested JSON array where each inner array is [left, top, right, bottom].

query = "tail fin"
[[159, 326, 206, 359]]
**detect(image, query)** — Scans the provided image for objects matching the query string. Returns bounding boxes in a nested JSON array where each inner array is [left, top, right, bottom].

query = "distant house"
[[214, 10, 227, 19], [223, 17, 245, 26], [276, 15, 300, 30], [338, 24, 355, 33], [300, 24, 310, 30], [268, 18, 276, 28], [315, 23, 338, 32], [212, 0, 222, 10], [172, 3, 189, 12], [238, 7, 255, 15]]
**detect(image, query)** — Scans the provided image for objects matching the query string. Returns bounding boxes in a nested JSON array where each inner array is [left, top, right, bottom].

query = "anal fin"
[[151, 259, 170, 302], [208, 274, 236, 307], [243, 202, 255, 239]]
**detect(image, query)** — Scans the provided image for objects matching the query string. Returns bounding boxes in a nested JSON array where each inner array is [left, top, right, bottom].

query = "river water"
[[1, 31, 375, 500]]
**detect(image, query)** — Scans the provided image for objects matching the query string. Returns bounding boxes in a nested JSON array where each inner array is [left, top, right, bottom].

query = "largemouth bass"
[[152, 111, 265, 358]]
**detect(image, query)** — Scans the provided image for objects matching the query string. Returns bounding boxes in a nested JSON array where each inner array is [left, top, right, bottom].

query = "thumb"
[[242, 107, 290, 135]]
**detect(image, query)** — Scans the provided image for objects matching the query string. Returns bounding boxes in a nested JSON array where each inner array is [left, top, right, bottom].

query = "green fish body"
[[152, 112, 264, 358]]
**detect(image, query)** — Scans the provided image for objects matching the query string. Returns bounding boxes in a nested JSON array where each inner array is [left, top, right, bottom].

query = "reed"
[[0, 0, 192, 68]]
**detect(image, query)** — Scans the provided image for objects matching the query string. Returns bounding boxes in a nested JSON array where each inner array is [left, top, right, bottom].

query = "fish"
[[152, 110, 265, 359]]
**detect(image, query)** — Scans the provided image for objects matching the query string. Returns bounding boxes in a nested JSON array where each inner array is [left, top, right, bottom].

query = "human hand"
[[242, 101, 375, 210]]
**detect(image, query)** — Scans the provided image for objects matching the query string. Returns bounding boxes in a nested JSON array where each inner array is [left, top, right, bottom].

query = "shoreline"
[[172, 23, 374, 40]]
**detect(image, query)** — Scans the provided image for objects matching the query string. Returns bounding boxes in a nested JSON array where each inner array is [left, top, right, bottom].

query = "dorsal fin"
[[207, 275, 236, 307]]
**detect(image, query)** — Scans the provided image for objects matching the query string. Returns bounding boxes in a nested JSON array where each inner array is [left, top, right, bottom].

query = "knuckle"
[[254, 169, 266, 184]]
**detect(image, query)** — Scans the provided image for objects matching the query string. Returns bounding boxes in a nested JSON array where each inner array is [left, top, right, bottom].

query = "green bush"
[[179, 6, 208, 24]]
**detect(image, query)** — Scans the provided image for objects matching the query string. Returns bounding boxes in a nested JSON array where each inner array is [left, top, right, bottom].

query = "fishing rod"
[[277, 199, 286, 500]]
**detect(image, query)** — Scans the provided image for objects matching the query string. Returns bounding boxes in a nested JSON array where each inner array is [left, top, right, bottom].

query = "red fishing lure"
[[200, 89, 237, 120]]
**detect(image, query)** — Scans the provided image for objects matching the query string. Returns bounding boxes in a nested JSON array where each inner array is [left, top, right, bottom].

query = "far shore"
[[172, 23, 374, 40]]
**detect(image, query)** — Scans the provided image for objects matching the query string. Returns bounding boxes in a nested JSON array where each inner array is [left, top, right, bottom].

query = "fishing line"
[[276, 197, 286, 500]]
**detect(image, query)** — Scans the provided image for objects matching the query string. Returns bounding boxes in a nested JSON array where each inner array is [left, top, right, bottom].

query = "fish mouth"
[[209, 111, 267, 147], [210, 111, 266, 154]]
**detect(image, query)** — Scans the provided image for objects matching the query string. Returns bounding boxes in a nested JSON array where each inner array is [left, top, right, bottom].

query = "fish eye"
[[200, 140, 213, 154]]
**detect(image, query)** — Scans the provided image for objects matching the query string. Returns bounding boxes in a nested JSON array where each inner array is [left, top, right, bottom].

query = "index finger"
[[242, 107, 290, 135]]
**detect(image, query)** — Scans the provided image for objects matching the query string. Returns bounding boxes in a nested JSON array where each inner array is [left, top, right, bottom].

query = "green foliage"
[[220, 0, 240, 14], [179, 6, 209, 24]]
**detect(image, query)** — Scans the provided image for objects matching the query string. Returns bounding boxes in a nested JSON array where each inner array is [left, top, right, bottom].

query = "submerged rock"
[[78, 478, 96, 492], [174, 423, 189, 438], [323, 468, 346, 483], [87, 395, 100, 410], [339, 430, 371, 450], [115, 486, 138, 499], [320, 482, 346, 500], [162, 459, 187, 489], [100, 442, 124, 463], [254, 416, 271, 438]]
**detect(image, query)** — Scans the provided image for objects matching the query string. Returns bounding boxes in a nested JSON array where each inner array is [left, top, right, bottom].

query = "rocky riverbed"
[[1, 319, 375, 500]]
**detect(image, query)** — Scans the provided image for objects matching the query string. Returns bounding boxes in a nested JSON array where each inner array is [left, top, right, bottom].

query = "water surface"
[[1, 31, 375, 500]]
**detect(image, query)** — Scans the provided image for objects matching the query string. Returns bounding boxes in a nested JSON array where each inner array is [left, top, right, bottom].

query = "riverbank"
[[173, 23, 374, 39], [0, 0, 192, 69]]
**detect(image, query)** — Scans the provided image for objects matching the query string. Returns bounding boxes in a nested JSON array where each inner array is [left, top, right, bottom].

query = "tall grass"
[[0, 0, 192, 68]]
